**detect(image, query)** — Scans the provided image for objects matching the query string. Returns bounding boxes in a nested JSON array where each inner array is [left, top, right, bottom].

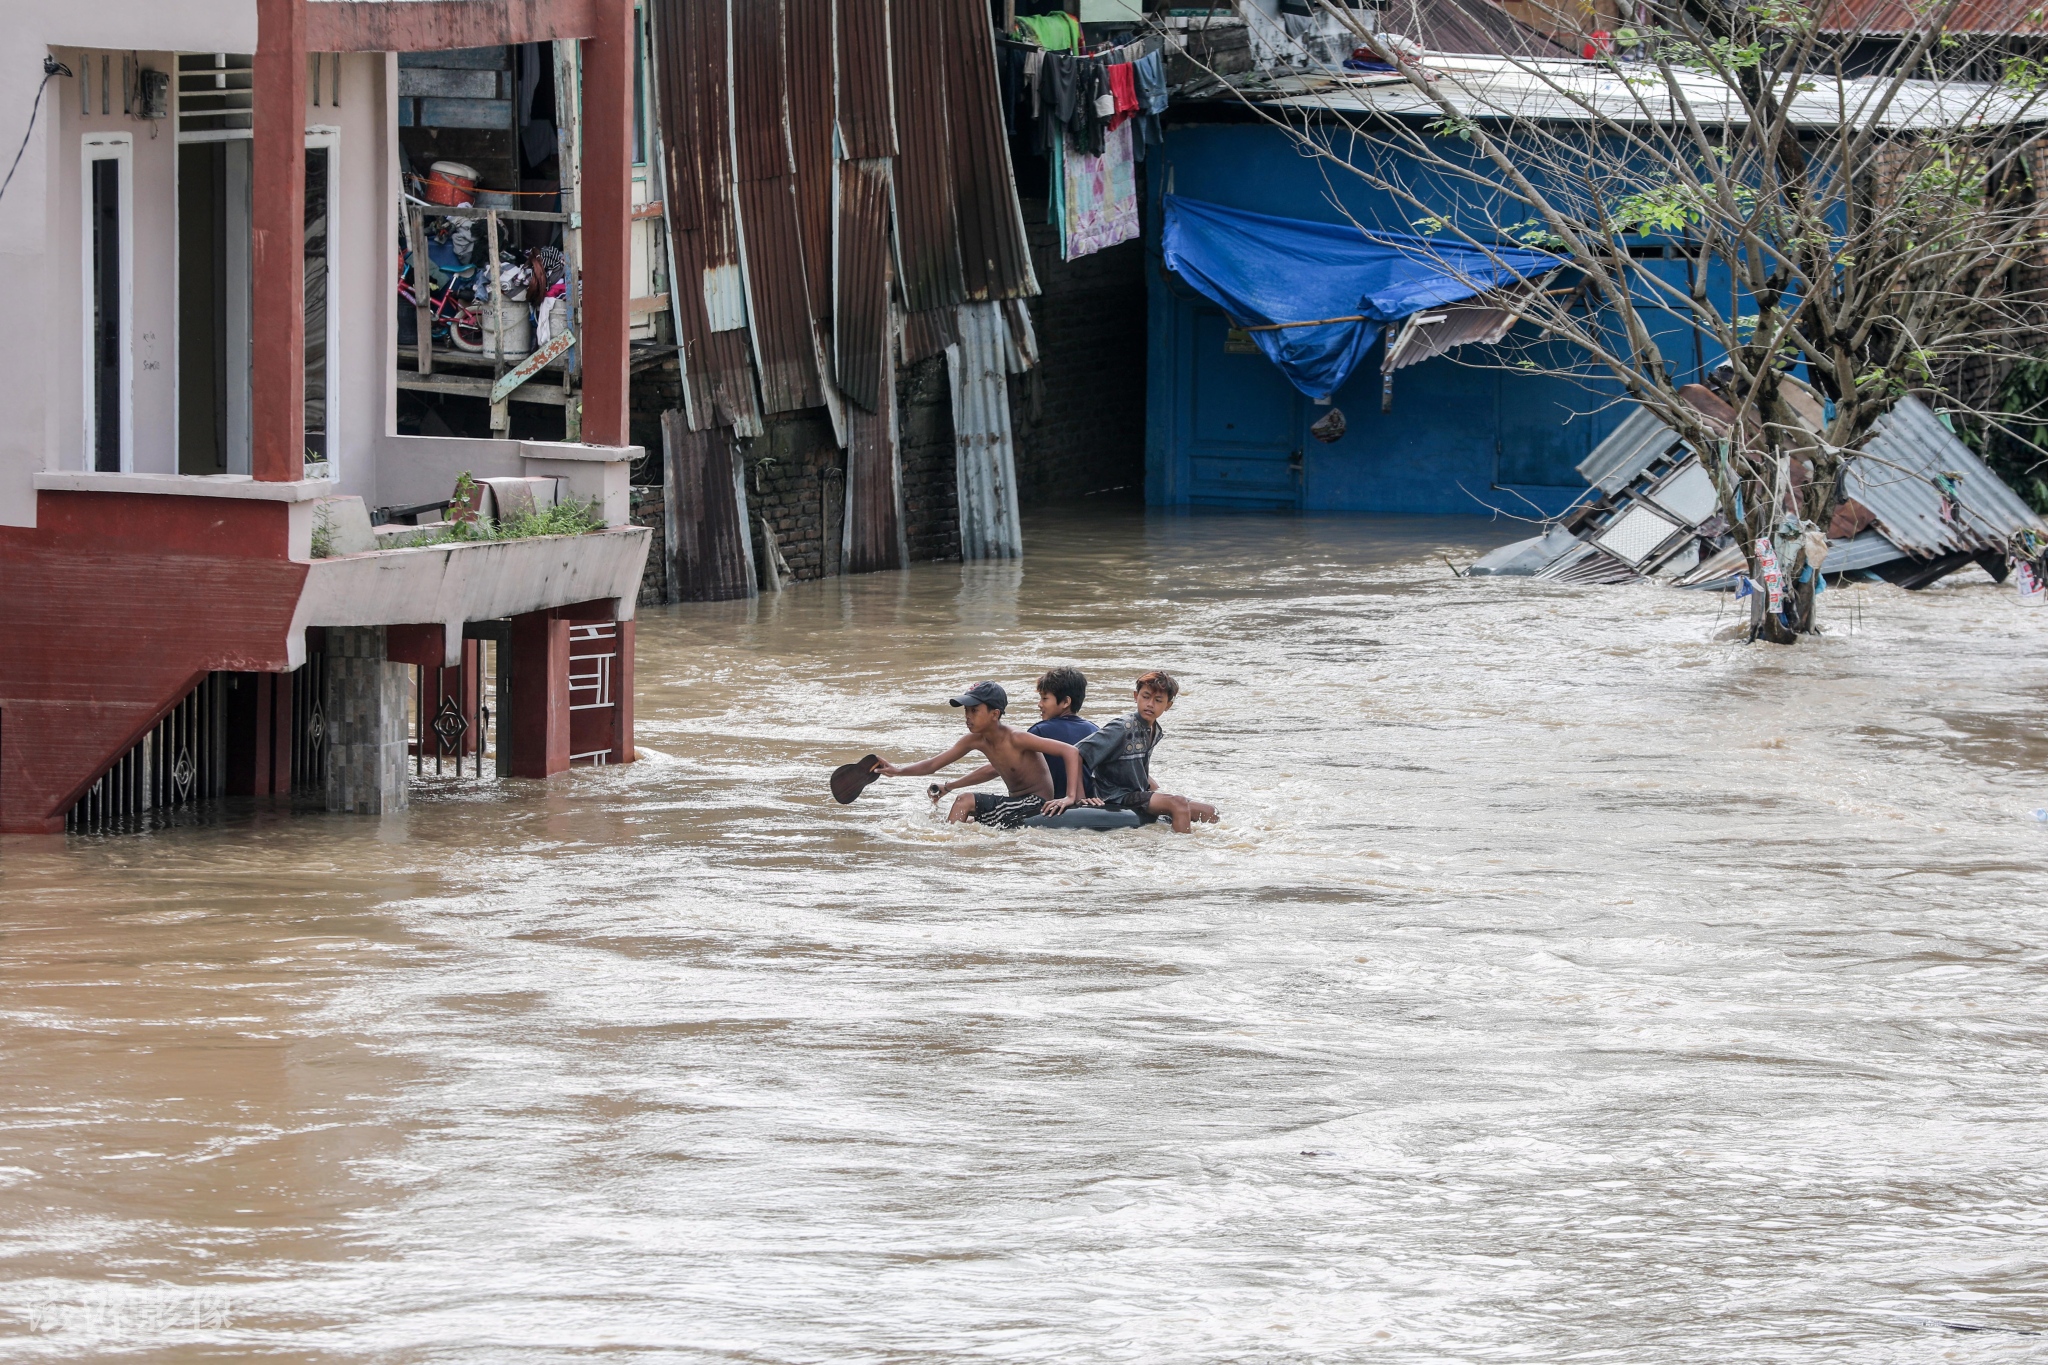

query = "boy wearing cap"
[[1076, 670, 1218, 834], [874, 682, 1088, 828], [930, 666, 1100, 805]]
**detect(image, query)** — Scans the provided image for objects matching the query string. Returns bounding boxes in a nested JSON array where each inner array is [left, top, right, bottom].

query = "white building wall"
[[1, 1, 257, 526]]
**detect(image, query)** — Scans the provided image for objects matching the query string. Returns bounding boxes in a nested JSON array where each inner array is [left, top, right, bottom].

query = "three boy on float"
[[872, 667, 1219, 833]]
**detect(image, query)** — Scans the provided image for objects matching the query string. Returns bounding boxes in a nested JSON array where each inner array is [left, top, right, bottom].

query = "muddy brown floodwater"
[[4, 506, 2048, 1363]]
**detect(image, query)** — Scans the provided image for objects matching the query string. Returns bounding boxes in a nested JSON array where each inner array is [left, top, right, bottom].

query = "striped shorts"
[[971, 792, 1047, 828]]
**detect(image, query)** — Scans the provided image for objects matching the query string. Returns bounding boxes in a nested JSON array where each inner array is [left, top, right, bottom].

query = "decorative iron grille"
[[412, 642, 493, 779], [66, 671, 228, 834], [291, 649, 327, 794]]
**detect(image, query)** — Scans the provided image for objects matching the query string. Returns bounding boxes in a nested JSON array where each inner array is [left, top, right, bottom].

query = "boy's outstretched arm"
[[876, 738, 976, 779], [932, 763, 1000, 799]]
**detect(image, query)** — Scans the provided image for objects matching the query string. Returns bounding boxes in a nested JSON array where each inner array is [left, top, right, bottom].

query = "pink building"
[[0, 0, 651, 833]]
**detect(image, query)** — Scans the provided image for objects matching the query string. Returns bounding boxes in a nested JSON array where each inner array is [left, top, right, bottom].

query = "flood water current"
[[4, 507, 2048, 1363]]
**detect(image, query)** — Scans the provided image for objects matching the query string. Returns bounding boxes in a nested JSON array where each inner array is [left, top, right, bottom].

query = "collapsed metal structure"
[[1471, 392, 2048, 590], [649, 0, 1040, 597]]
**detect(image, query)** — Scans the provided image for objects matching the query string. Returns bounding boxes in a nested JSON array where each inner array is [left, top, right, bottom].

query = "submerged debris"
[[1470, 392, 2047, 592]]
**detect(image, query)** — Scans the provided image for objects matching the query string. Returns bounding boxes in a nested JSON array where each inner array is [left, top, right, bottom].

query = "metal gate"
[[66, 671, 229, 834]]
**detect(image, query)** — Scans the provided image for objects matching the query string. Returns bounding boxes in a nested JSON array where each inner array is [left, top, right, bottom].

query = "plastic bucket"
[[425, 160, 479, 207], [482, 303, 534, 358]]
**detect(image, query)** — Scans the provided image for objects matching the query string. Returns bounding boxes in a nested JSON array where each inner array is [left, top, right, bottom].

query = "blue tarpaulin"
[[1161, 194, 1561, 399]]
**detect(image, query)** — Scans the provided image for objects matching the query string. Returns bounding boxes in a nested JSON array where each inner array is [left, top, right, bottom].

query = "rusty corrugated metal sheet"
[[836, 0, 897, 158], [788, 0, 837, 298], [835, 156, 894, 412], [662, 410, 759, 600], [1817, 0, 2048, 32], [650, 0, 763, 433], [942, 0, 1036, 301], [845, 328, 905, 573], [731, 0, 826, 413], [892, 0, 965, 313], [902, 305, 959, 366]]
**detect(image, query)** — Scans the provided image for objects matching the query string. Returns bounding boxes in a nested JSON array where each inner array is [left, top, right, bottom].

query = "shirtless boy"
[[874, 681, 1088, 828], [930, 666, 1099, 805], [1075, 670, 1219, 833]]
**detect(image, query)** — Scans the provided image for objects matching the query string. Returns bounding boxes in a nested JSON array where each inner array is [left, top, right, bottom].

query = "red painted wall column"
[[252, 0, 307, 482], [509, 611, 571, 778], [579, 0, 633, 447]]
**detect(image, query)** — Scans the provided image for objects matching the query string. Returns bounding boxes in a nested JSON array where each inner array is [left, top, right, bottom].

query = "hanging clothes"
[[1058, 122, 1138, 260], [1132, 48, 1168, 156], [1012, 12, 1081, 51], [1105, 62, 1138, 130], [995, 40, 1034, 135], [1072, 57, 1108, 156], [1036, 53, 1079, 156]]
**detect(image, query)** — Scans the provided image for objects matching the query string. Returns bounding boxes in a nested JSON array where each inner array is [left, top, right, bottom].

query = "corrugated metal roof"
[[1818, 0, 2048, 35], [893, 0, 967, 313], [732, 0, 827, 414], [947, 301, 1024, 559], [788, 0, 836, 327], [661, 410, 759, 600], [903, 304, 960, 366], [1844, 396, 2046, 555], [650, 0, 763, 434], [834, 155, 894, 412], [1821, 529, 1907, 574], [1263, 55, 2048, 129], [844, 322, 905, 572], [836, 0, 897, 158], [945, 0, 1037, 300], [1378, 0, 1576, 58], [1577, 406, 1686, 494]]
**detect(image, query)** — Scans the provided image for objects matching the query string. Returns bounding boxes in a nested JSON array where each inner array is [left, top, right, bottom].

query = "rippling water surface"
[[5, 508, 2048, 1363]]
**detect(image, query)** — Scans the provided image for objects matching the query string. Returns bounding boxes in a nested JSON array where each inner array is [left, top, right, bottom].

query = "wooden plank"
[[399, 373, 570, 405], [416, 203, 571, 225], [490, 330, 576, 405], [629, 293, 670, 318], [409, 205, 432, 376], [397, 68, 499, 98], [418, 97, 513, 129], [631, 201, 666, 221], [308, 0, 601, 53]]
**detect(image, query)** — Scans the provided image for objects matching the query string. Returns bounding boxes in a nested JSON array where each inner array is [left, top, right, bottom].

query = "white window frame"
[[306, 124, 341, 482], [80, 132, 135, 473]]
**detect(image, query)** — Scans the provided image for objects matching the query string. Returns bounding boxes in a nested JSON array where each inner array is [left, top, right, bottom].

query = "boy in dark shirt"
[[932, 667, 1101, 805], [1076, 670, 1218, 833]]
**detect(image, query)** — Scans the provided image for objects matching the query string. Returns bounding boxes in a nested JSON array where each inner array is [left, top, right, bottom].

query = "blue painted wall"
[[1144, 122, 1730, 516]]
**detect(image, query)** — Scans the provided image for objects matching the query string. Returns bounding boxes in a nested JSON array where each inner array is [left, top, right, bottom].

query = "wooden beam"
[[306, 0, 603, 52], [578, 1, 634, 447], [252, 0, 306, 483]]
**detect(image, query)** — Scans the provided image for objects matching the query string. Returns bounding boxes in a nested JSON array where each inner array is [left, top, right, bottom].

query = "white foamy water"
[[3, 508, 2047, 1362]]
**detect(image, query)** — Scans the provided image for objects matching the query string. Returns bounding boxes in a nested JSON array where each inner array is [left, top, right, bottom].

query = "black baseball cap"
[[949, 681, 1008, 711]]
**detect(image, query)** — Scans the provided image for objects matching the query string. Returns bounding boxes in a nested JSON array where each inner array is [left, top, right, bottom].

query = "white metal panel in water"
[[947, 301, 1023, 561]]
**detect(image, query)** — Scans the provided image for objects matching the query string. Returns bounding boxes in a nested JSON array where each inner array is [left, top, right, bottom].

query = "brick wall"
[[628, 485, 667, 607], [898, 354, 961, 563], [1009, 190, 1149, 506], [739, 409, 843, 583]]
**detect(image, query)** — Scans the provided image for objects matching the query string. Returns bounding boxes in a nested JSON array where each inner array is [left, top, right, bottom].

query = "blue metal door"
[[1182, 308, 1301, 508]]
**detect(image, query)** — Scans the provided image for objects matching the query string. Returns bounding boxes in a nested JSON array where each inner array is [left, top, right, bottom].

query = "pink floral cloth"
[[1060, 122, 1138, 261]]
